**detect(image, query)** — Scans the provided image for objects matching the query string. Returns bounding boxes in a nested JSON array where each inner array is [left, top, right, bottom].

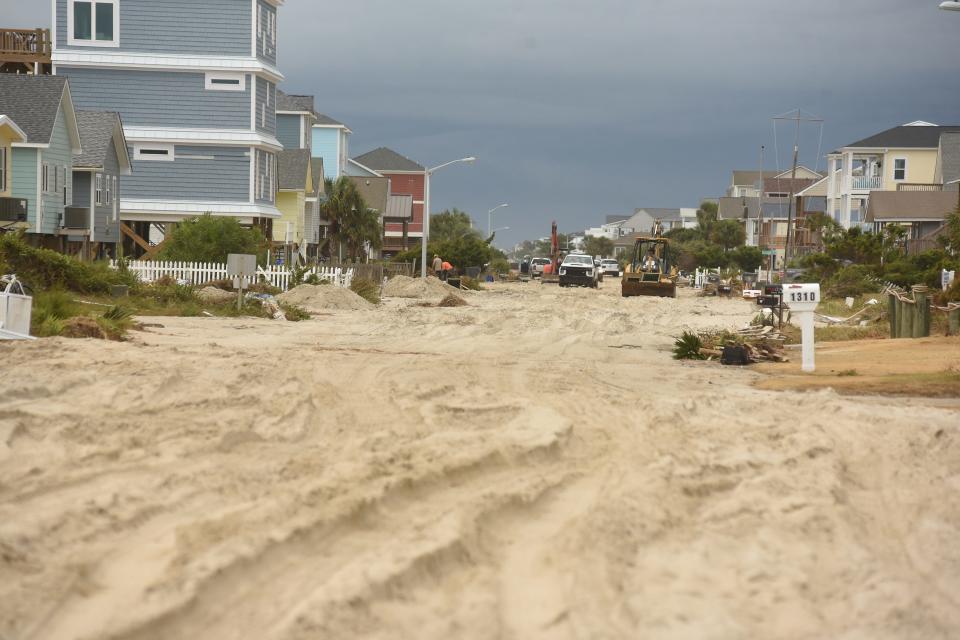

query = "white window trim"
[[205, 72, 246, 92], [893, 157, 908, 182], [112, 176, 119, 222], [0, 147, 6, 192], [95, 173, 103, 205], [41, 162, 50, 193], [105, 172, 112, 204], [67, 0, 120, 48], [134, 144, 175, 162]]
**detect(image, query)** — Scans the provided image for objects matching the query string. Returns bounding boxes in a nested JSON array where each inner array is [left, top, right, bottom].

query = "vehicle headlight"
[[586, 269, 593, 276], [559, 268, 566, 275]]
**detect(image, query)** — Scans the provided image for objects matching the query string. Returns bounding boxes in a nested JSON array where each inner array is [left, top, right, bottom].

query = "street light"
[[940, 1, 960, 10], [487, 203, 509, 238], [421, 156, 477, 278]]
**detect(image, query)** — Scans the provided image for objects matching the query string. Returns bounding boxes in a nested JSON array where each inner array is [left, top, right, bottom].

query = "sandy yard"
[[1, 282, 959, 639]]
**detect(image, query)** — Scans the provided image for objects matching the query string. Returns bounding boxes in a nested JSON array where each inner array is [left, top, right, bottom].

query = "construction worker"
[[642, 249, 660, 273], [441, 260, 453, 281], [432, 254, 443, 279]]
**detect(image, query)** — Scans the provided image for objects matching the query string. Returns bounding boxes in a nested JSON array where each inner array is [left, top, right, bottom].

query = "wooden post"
[[948, 306, 960, 336], [888, 293, 899, 338], [900, 297, 913, 339], [912, 285, 929, 339]]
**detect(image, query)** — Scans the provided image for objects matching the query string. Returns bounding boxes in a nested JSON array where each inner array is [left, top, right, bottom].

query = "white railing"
[[110, 260, 354, 291], [851, 176, 882, 190]]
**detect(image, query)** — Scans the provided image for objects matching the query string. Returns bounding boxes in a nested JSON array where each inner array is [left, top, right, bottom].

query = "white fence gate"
[[110, 260, 354, 291]]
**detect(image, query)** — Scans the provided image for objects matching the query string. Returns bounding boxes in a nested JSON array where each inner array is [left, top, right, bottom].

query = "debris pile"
[[437, 294, 469, 307]]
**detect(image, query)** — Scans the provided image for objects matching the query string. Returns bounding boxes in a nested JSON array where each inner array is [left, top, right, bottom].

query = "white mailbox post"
[[783, 283, 820, 373]]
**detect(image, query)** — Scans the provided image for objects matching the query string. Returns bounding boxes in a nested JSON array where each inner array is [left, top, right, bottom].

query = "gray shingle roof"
[[276, 90, 314, 114], [278, 149, 311, 191], [73, 111, 122, 168], [843, 124, 960, 149], [866, 191, 958, 222], [352, 147, 425, 172], [314, 113, 346, 127], [0, 74, 68, 144]]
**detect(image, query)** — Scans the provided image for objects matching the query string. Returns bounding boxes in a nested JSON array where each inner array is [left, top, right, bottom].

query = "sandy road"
[[1, 282, 958, 639]]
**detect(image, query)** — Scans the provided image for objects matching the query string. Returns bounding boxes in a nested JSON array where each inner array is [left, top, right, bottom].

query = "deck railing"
[[0, 28, 52, 64], [851, 175, 882, 190], [896, 183, 943, 192]]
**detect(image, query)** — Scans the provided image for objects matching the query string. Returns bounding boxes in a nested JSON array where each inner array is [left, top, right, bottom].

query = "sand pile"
[[277, 284, 373, 312], [383, 275, 454, 299]]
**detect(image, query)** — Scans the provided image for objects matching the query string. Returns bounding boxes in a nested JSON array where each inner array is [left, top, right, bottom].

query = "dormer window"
[[68, 0, 119, 47]]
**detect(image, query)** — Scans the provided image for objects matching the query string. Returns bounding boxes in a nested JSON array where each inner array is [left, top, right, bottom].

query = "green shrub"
[[31, 290, 80, 336], [0, 233, 135, 293], [673, 331, 706, 360], [826, 265, 880, 298], [350, 278, 380, 304], [157, 214, 267, 263], [279, 303, 311, 321], [460, 276, 483, 291]]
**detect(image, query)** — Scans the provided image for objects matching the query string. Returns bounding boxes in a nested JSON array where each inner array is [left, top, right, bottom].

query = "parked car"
[[600, 259, 620, 278], [559, 254, 598, 288], [530, 257, 551, 278]]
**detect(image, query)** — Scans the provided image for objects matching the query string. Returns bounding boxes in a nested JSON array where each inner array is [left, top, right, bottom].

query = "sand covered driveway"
[[1, 283, 958, 639]]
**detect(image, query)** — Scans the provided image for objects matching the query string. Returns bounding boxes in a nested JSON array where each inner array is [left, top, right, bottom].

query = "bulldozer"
[[621, 224, 678, 298]]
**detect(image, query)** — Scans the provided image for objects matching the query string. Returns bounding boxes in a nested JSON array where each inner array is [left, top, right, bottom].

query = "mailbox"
[[757, 295, 781, 307], [781, 283, 820, 311], [782, 283, 821, 373]]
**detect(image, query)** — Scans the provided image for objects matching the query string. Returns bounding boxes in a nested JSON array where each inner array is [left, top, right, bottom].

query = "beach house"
[[68, 110, 132, 257], [351, 147, 425, 257], [826, 121, 960, 230], [311, 114, 351, 180], [51, 0, 285, 255], [0, 74, 81, 247]]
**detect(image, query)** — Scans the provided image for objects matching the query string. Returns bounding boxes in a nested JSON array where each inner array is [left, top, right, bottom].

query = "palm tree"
[[341, 206, 383, 262], [319, 176, 366, 261]]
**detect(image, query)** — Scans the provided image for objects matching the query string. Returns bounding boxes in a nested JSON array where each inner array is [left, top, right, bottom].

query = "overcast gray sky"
[[9, 1, 959, 247]]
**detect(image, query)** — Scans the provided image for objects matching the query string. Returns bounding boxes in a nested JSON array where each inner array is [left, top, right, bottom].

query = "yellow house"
[[826, 121, 960, 229], [0, 115, 28, 220], [272, 149, 317, 266]]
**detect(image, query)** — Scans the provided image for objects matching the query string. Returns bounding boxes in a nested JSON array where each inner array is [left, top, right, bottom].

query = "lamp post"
[[487, 203, 509, 238], [421, 156, 477, 278], [940, 1, 960, 10], [491, 226, 510, 247]]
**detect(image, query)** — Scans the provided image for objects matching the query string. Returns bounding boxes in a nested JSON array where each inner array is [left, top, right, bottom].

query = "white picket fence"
[[110, 260, 354, 291]]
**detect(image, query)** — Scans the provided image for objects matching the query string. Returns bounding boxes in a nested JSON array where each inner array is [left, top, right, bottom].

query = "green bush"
[[158, 214, 267, 264], [0, 233, 136, 293], [825, 265, 880, 298], [31, 290, 80, 336], [673, 331, 706, 360], [350, 278, 380, 304]]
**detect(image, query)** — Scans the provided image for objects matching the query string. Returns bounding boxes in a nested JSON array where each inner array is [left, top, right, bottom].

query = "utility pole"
[[773, 109, 824, 267], [758, 145, 765, 269]]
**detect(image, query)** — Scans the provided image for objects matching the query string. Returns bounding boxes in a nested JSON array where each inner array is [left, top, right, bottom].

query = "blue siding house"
[[52, 0, 285, 251], [311, 114, 351, 180], [0, 75, 82, 247]]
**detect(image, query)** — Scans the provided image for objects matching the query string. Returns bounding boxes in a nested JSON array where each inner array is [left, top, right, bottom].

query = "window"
[[41, 163, 50, 193], [112, 176, 118, 220], [205, 73, 246, 91], [0, 147, 6, 192], [894, 158, 907, 181], [68, 0, 119, 47], [766, 192, 789, 198], [134, 144, 175, 162], [95, 173, 103, 205], [105, 173, 112, 204]]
